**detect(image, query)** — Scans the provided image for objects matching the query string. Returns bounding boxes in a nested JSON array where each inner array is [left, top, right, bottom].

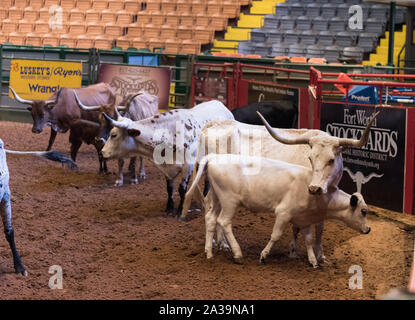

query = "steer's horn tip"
[[103, 112, 112, 122]]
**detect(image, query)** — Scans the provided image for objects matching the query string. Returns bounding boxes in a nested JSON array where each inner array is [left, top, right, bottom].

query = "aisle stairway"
[[212, 0, 284, 54], [362, 25, 406, 67]]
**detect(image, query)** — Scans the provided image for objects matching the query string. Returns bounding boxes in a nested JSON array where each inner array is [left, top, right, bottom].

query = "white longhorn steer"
[[181, 112, 378, 261], [189, 154, 371, 268], [182, 112, 379, 217], [101, 100, 234, 215]]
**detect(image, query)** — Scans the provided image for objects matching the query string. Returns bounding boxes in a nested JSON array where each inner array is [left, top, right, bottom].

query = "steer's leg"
[[128, 157, 139, 184], [204, 203, 217, 260], [69, 129, 82, 162], [165, 178, 175, 215], [314, 222, 329, 264], [46, 128, 57, 151], [0, 189, 27, 276], [203, 176, 210, 197], [302, 226, 319, 268], [260, 210, 290, 264], [135, 156, 145, 182], [115, 158, 125, 186], [289, 225, 300, 259], [177, 166, 193, 217], [216, 204, 242, 264]]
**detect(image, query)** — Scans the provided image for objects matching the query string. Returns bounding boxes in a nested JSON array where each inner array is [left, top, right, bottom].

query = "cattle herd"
[[1, 83, 378, 277]]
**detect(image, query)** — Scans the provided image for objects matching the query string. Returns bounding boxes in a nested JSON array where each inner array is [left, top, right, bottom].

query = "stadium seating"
[[236, 0, 407, 64], [0, 0, 251, 53]]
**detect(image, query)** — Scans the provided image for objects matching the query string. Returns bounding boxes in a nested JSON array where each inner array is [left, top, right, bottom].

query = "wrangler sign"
[[9, 59, 82, 100], [321, 103, 407, 212]]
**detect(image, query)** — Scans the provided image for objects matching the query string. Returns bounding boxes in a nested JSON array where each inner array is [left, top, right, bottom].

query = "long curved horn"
[[114, 106, 122, 119], [9, 87, 34, 105], [74, 91, 101, 111], [339, 111, 380, 148], [257, 111, 310, 145], [103, 113, 129, 129], [44, 87, 63, 107], [120, 92, 143, 111]]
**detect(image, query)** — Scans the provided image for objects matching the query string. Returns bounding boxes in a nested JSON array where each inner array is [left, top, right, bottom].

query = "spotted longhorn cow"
[[101, 100, 234, 215], [74, 91, 159, 186]]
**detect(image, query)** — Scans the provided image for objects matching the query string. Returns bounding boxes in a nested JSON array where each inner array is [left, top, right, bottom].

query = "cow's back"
[[190, 100, 234, 122], [125, 92, 159, 121], [199, 120, 312, 168], [232, 101, 297, 128], [208, 155, 310, 212], [54, 83, 115, 127]]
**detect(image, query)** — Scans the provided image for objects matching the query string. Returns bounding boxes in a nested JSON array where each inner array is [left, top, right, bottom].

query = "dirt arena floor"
[[0, 121, 414, 300]]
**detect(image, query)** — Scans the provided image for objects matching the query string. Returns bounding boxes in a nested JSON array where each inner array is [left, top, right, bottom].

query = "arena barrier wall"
[[191, 62, 415, 215], [309, 67, 415, 215]]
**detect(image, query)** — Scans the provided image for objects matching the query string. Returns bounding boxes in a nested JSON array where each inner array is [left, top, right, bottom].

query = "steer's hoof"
[[130, 178, 139, 185], [15, 265, 28, 277], [177, 215, 187, 222], [114, 181, 123, 187], [233, 257, 244, 265], [165, 209, 175, 217], [140, 174, 146, 181], [318, 256, 331, 265]]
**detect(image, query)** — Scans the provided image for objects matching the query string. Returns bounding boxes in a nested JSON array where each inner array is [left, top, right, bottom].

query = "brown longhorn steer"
[[9, 83, 115, 173]]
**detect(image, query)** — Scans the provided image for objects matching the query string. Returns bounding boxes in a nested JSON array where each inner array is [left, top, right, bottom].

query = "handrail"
[[397, 43, 406, 71]]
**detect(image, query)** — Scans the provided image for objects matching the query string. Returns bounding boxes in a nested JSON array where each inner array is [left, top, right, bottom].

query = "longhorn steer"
[[0, 139, 76, 276], [182, 112, 379, 216], [101, 100, 234, 215], [188, 154, 370, 268], [9, 84, 115, 172], [75, 91, 159, 186], [181, 112, 378, 260]]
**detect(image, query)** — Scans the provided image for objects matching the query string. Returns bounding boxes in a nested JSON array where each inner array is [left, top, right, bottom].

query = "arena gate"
[[191, 62, 415, 215]]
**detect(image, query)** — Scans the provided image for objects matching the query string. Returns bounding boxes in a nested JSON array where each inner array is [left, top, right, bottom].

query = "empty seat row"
[[239, 40, 366, 63], [251, 29, 378, 52], [2, 8, 136, 24], [0, 30, 202, 54], [263, 15, 385, 34], [4, 0, 144, 11], [274, 2, 406, 24]]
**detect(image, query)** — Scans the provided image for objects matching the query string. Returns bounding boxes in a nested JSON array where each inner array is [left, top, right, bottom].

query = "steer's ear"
[[127, 128, 141, 137], [350, 194, 358, 208]]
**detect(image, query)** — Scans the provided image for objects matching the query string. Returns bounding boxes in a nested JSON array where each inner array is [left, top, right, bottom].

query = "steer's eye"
[[111, 133, 117, 139], [361, 209, 367, 217], [328, 159, 334, 165]]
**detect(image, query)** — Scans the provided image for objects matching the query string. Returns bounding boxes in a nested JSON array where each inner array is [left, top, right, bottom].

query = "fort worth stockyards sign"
[[321, 103, 406, 212]]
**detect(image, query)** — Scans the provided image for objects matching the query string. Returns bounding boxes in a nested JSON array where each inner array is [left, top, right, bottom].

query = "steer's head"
[[74, 91, 141, 150], [100, 115, 141, 160], [342, 193, 371, 234], [257, 111, 379, 195], [9, 87, 62, 134]]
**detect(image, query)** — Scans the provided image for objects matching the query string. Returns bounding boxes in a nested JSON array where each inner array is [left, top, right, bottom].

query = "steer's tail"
[[5, 150, 77, 170], [180, 155, 210, 220]]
